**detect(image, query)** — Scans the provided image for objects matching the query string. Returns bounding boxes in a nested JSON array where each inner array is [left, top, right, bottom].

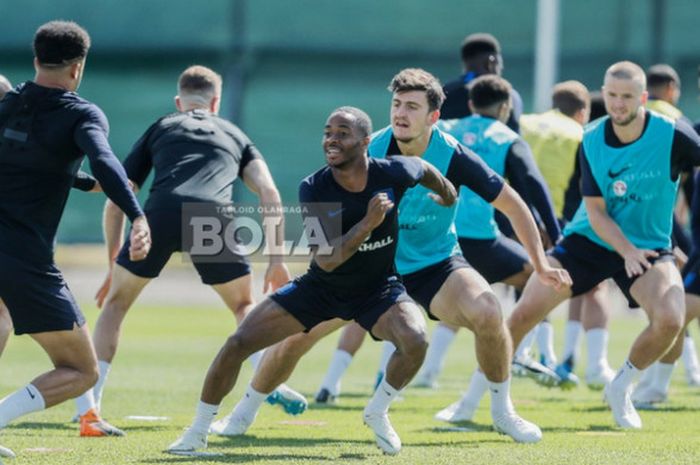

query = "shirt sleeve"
[[237, 143, 264, 176], [505, 139, 561, 242], [579, 144, 602, 197], [72, 170, 97, 191], [122, 122, 157, 188], [670, 119, 700, 179], [74, 105, 143, 221], [446, 145, 505, 203], [384, 156, 424, 188]]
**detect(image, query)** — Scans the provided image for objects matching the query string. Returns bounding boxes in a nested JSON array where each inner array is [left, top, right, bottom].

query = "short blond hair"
[[178, 65, 222, 104], [605, 61, 646, 90]]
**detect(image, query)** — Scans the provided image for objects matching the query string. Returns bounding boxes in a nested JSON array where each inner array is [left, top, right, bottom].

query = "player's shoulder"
[[301, 164, 332, 190]]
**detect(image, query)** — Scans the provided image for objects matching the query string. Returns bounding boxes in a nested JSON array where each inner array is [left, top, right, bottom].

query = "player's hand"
[[622, 247, 658, 278], [94, 270, 112, 308], [129, 216, 151, 262], [428, 179, 457, 207], [363, 193, 394, 230], [536, 264, 572, 290], [264, 261, 291, 293]]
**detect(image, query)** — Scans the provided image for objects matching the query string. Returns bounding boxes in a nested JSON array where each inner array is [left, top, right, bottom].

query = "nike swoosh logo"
[[26, 387, 35, 399], [608, 165, 631, 178], [328, 208, 345, 218]]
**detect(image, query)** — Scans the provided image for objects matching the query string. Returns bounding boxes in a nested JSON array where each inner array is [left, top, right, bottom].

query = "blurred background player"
[[441, 32, 523, 132], [73, 65, 304, 428], [0, 20, 151, 453]]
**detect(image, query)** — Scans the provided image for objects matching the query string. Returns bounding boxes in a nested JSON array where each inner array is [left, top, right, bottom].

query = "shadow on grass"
[[144, 452, 335, 463], [426, 421, 493, 434], [10, 422, 74, 431], [215, 435, 372, 449], [308, 403, 364, 412]]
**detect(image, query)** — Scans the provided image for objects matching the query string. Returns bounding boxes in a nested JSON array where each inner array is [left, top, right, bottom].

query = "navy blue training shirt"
[[0, 82, 143, 264], [299, 156, 424, 296], [123, 109, 262, 210]]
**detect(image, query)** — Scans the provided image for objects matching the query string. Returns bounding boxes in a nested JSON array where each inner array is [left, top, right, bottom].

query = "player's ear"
[[640, 90, 648, 105], [210, 95, 220, 114], [174, 96, 183, 112], [429, 109, 440, 125]]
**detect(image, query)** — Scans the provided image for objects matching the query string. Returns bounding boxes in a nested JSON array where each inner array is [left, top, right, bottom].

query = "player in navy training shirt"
[[440, 33, 523, 133], [72, 65, 303, 428], [0, 21, 150, 454], [169, 106, 457, 456]]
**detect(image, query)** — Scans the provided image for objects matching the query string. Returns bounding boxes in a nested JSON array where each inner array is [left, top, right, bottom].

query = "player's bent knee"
[[396, 329, 428, 360], [654, 312, 683, 338], [469, 293, 503, 330]]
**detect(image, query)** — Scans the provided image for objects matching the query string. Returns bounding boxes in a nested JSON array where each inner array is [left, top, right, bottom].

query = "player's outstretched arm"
[[417, 160, 457, 206], [313, 192, 394, 273], [585, 196, 657, 278], [491, 183, 571, 289], [242, 159, 291, 292]]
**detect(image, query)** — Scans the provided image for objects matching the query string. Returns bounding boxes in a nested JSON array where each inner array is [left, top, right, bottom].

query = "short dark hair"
[[33, 20, 91, 67], [461, 33, 501, 62], [178, 65, 222, 101], [647, 64, 680, 88], [468, 74, 511, 110], [331, 106, 372, 137], [388, 68, 445, 112], [552, 80, 590, 117]]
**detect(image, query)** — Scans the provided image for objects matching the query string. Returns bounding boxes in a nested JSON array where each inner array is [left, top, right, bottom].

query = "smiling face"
[[603, 76, 647, 126], [322, 111, 368, 169], [390, 90, 438, 143]]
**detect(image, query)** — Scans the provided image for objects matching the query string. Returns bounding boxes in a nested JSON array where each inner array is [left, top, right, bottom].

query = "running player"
[[167, 105, 457, 455], [0, 21, 150, 457], [72, 65, 305, 432]]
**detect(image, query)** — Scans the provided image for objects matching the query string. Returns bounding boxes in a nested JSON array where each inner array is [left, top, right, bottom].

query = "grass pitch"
[[1, 303, 700, 464]]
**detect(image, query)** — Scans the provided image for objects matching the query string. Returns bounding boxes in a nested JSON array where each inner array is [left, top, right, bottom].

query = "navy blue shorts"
[[551, 233, 674, 308], [116, 208, 250, 285], [270, 274, 412, 339], [402, 255, 470, 320], [0, 251, 85, 335], [458, 235, 529, 283]]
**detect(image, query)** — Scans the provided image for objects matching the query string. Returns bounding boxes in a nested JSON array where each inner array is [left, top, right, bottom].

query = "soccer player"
[[72, 65, 304, 432], [0, 21, 151, 457], [507, 61, 700, 429], [440, 33, 523, 132], [168, 105, 457, 455], [209, 68, 571, 446]]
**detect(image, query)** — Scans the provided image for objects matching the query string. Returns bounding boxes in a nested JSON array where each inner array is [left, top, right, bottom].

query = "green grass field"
[[1, 303, 700, 464]]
